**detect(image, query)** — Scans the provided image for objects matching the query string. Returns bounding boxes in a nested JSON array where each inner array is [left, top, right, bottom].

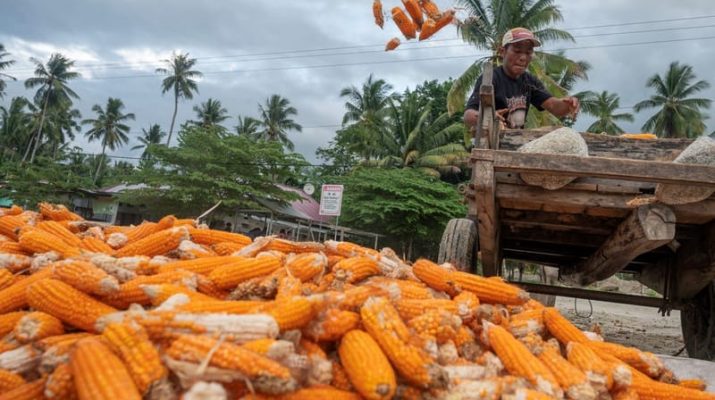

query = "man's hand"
[[542, 96, 580, 119], [563, 96, 580, 118]]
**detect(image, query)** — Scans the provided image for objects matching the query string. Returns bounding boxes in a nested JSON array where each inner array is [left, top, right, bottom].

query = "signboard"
[[319, 184, 344, 216]]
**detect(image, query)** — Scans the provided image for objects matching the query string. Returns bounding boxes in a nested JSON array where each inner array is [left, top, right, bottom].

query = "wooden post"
[[474, 158, 500, 276], [563, 204, 676, 286]]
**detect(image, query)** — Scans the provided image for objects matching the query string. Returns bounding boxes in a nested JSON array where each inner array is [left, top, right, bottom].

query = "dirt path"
[[555, 297, 685, 356]]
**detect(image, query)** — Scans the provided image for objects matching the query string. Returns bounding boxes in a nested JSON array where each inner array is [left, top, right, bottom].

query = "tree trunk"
[[26, 85, 52, 164], [93, 144, 106, 185], [166, 90, 178, 146]]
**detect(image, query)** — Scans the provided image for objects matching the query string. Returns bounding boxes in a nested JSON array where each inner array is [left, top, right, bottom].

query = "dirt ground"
[[555, 296, 686, 356]]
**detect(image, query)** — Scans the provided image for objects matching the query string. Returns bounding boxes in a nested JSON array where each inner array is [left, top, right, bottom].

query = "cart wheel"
[[438, 218, 478, 273], [681, 281, 715, 361]]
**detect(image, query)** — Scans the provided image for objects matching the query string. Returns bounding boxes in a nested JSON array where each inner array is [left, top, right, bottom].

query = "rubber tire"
[[438, 218, 478, 273], [681, 281, 715, 361]]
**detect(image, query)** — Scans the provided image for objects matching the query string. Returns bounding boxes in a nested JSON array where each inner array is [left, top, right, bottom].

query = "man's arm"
[[541, 96, 580, 118]]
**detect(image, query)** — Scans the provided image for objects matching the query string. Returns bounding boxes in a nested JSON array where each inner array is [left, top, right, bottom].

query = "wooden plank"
[[498, 129, 692, 161], [563, 204, 676, 286], [496, 173, 655, 194], [474, 160, 499, 276], [515, 282, 670, 309], [496, 183, 715, 224], [501, 209, 620, 235], [472, 149, 715, 187]]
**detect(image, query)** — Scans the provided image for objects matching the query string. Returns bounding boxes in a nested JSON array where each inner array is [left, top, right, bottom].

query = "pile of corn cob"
[[0, 203, 711, 400]]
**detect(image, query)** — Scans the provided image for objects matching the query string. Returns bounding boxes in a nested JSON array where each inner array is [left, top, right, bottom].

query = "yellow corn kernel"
[[392, 6, 417, 39], [256, 296, 317, 331], [35, 221, 81, 247], [211, 241, 246, 255], [536, 345, 596, 400], [158, 255, 244, 275], [102, 322, 167, 394], [407, 309, 461, 344], [325, 240, 380, 259], [420, 0, 441, 19], [71, 337, 141, 400], [0, 376, 47, 400], [360, 296, 446, 389], [629, 365, 715, 400], [26, 279, 117, 333], [275, 274, 303, 301], [566, 341, 613, 393], [142, 284, 214, 307], [188, 227, 252, 247], [331, 360, 353, 391], [114, 226, 189, 257], [0, 268, 52, 314], [166, 334, 296, 395], [412, 259, 458, 295], [279, 385, 363, 400], [543, 307, 589, 345], [79, 237, 114, 254], [176, 299, 263, 314], [679, 379, 707, 391], [208, 256, 282, 290], [0, 368, 25, 393], [586, 340, 665, 379], [0, 215, 27, 241], [102, 270, 196, 308], [450, 271, 529, 305], [13, 311, 65, 344], [394, 298, 458, 321], [44, 362, 76, 399], [39, 203, 82, 221], [0, 242, 29, 256], [483, 321, 561, 398]]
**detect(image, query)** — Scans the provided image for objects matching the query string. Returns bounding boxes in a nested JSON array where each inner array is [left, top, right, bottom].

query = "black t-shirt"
[[466, 66, 552, 128]]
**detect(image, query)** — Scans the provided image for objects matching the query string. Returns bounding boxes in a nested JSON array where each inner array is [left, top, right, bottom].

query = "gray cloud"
[[1, 0, 713, 165]]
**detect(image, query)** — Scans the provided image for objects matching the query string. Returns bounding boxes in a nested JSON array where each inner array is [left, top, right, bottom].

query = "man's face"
[[500, 41, 535, 78]]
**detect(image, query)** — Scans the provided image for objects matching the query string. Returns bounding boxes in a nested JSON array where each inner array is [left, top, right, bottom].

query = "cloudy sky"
[[1, 0, 714, 164]]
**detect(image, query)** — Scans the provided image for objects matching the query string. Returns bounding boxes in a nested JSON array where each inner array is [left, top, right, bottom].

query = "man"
[[464, 27, 580, 130]]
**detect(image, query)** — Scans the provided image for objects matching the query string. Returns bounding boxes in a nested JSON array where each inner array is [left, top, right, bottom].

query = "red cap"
[[502, 27, 541, 47]]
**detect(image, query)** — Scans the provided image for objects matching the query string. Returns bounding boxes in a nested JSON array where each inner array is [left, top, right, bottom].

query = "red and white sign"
[[319, 184, 344, 216]]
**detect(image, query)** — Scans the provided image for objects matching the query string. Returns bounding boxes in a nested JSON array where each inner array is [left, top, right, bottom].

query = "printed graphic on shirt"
[[506, 95, 527, 128]]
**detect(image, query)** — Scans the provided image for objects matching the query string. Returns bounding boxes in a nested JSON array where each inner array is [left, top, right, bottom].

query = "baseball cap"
[[502, 27, 541, 47]]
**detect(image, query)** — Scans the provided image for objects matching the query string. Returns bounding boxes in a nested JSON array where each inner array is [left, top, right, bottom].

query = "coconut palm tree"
[[447, 0, 579, 115], [0, 97, 32, 161], [23, 53, 80, 163], [0, 44, 16, 99], [235, 116, 261, 137], [191, 98, 229, 134], [577, 91, 634, 135], [131, 124, 166, 160], [634, 62, 711, 138], [156, 52, 202, 145], [255, 94, 302, 151], [372, 92, 468, 178], [82, 98, 135, 184]]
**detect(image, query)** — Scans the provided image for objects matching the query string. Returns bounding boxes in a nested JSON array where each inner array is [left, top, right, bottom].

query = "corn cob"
[[482, 321, 561, 398], [392, 7, 417, 39], [285, 253, 327, 282], [629, 365, 715, 400], [0, 254, 31, 273], [188, 228, 252, 247], [257, 296, 317, 331], [597, 352, 633, 391], [79, 236, 114, 254], [502, 388, 556, 400], [18, 229, 81, 258], [176, 299, 263, 314], [166, 334, 296, 395], [102, 322, 168, 394], [0, 376, 46, 400], [0, 216, 25, 241], [360, 296, 446, 389], [612, 388, 641, 400], [586, 340, 665, 379], [0, 242, 29, 256], [508, 309, 545, 338], [385, 37, 401, 51], [173, 240, 216, 259], [0, 206, 22, 217], [102, 270, 196, 307], [451, 271, 529, 305], [304, 308, 360, 342], [44, 362, 76, 400], [394, 298, 458, 321], [114, 226, 189, 257], [331, 360, 353, 391], [566, 341, 612, 393], [535, 345, 596, 400], [543, 307, 589, 345], [276, 275, 303, 301], [127, 215, 176, 243], [373, 0, 384, 28], [418, 18, 437, 40], [39, 202, 82, 221], [265, 238, 324, 254], [36, 221, 81, 247], [242, 339, 295, 360], [70, 337, 141, 400], [13, 311, 65, 343], [26, 279, 117, 333], [106, 232, 128, 249], [0, 312, 27, 338], [39, 334, 95, 373], [679, 379, 707, 391], [209, 256, 282, 290], [280, 385, 363, 400], [420, 0, 441, 19], [453, 291, 480, 321], [333, 257, 380, 284], [212, 241, 246, 255], [158, 255, 243, 275], [0, 268, 52, 314], [136, 312, 279, 344], [325, 241, 379, 259], [402, 0, 424, 26], [412, 259, 459, 294], [407, 309, 462, 344], [51, 259, 120, 296], [0, 369, 25, 393]]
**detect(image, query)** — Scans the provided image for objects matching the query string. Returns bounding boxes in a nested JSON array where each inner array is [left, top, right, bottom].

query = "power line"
[[5, 15, 715, 74], [561, 14, 715, 31]]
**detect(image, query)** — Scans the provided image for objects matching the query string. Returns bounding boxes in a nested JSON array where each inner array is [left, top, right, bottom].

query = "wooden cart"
[[438, 63, 715, 360]]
